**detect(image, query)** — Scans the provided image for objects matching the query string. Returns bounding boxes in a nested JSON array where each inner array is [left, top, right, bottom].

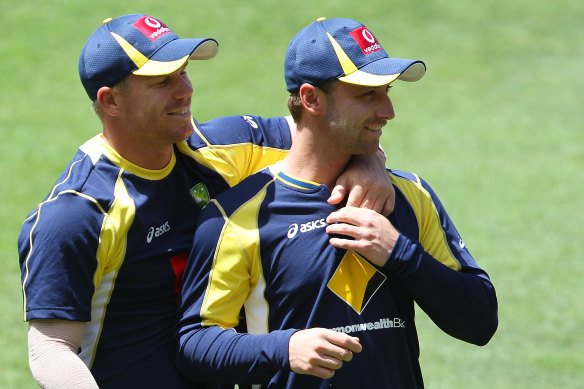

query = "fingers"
[[305, 365, 336, 380], [329, 180, 394, 214], [326, 207, 398, 266], [329, 182, 382, 212], [327, 206, 371, 226], [288, 329, 361, 379], [360, 177, 395, 215], [345, 185, 367, 209], [327, 182, 347, 205], [380, 194, 395, 217], [329, 153, 395, 214], [324, 330, 362, 356], [326, 208, 366, 245]]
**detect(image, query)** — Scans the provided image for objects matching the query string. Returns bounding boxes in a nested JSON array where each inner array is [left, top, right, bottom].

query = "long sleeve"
[[385, 234, 498, 345], [177, 326, 295, 384], [385, 171, 498, 346]]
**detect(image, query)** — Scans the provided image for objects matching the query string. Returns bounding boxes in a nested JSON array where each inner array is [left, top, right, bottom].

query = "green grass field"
[[1, 0, 582, 387]]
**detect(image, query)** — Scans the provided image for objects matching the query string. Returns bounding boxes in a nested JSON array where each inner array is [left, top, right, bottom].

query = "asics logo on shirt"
[[147, 221, 171, 243], [287, 218, 326, 239]]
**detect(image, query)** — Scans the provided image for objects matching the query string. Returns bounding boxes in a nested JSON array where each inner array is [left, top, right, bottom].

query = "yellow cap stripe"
[[325, 31, 401, 87], [110, 32, 148, 68], [110, 32, 190, 76], [133, 55, 189, 76], [326, 32, 358, 75], [339, 71, 400, 87]]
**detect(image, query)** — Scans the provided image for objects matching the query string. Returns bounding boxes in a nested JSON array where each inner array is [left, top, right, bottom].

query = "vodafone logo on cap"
[[349, 27, 383, 55], [132, 16, 172, 41]]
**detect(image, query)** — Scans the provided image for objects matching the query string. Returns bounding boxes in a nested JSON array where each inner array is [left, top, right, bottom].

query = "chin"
[[178, 124, 195, 140], [363, 143, 380, 156]]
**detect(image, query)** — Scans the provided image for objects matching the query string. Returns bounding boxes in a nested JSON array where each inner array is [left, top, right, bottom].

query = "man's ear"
[[299, 83, 326, 116], [96, 87, 121, 116]]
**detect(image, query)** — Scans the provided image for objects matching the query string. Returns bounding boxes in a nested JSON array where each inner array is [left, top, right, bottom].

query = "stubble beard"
[[326, 99, 371, 156]]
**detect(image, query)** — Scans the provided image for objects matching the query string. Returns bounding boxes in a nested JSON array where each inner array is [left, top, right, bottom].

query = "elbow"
[[465, 276, 499, 346], [446, 309, 498, 346], [446, 284, 499, 346], [466, 292, 499, 346], [174, 332, 210, 382], [472, 312, 498, 346]]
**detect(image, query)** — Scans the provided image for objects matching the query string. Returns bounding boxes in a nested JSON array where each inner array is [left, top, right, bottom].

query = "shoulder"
[[19, 173, 113, 250], [20, 137, 125, 237], [206, 168, 277, 217], [389, 169, 420, 183], [387, 169, 445, 213], [190, 115, 292, 149], [389, 169, 435, 193]]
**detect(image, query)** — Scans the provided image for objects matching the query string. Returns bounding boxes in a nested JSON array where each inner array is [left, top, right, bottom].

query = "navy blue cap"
[[285, 17, 425, 92], [79, 14, 218, 100]]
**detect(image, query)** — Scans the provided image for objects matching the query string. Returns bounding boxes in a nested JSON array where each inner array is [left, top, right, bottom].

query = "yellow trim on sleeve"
[[390, 173, 461, 271], [82, 170, 135, 367], [21, 186, 107, 321], [95, 170, 135, 278]]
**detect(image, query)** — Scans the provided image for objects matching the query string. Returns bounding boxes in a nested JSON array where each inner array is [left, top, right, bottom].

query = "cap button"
[[316, 17, 326, 21], [102, 17, 113, 24]]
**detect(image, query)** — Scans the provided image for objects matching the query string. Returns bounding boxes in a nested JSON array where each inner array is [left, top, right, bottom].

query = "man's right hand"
[[288, 328, 362, 379]]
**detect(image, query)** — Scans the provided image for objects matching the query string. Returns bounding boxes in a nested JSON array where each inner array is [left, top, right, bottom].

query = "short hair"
[[286, 93, 303, 123], [286, 82, 333, 123], [90, 77, 131, 117]]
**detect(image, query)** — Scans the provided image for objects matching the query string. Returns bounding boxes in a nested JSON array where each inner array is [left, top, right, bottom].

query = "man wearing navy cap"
[[176, 17, 498, 388], [18, 14, 394, 388]]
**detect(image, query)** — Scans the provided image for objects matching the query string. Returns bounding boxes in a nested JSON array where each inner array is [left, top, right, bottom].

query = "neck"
[[279, 124, 350, 189], [102, 127, 173, 170]]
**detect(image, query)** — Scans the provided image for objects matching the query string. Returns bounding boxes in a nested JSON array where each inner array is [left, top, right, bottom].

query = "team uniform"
[[18, 115, 291, 388], [176, 165, 498, 388]]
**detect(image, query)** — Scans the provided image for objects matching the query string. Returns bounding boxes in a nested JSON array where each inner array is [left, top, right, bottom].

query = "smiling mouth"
[[364, 121, 386, 132], [364, 125, 384, 133], [169, 108, 190, 116]]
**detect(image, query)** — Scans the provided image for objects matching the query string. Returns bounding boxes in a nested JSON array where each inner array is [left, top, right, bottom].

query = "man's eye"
[[153, 79, 169, 87]]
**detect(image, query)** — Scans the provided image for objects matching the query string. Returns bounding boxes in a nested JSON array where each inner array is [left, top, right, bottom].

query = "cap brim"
[[397, 61, 426, 82], [339, 58, 426, 86], [134, 38, 218, 76]]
